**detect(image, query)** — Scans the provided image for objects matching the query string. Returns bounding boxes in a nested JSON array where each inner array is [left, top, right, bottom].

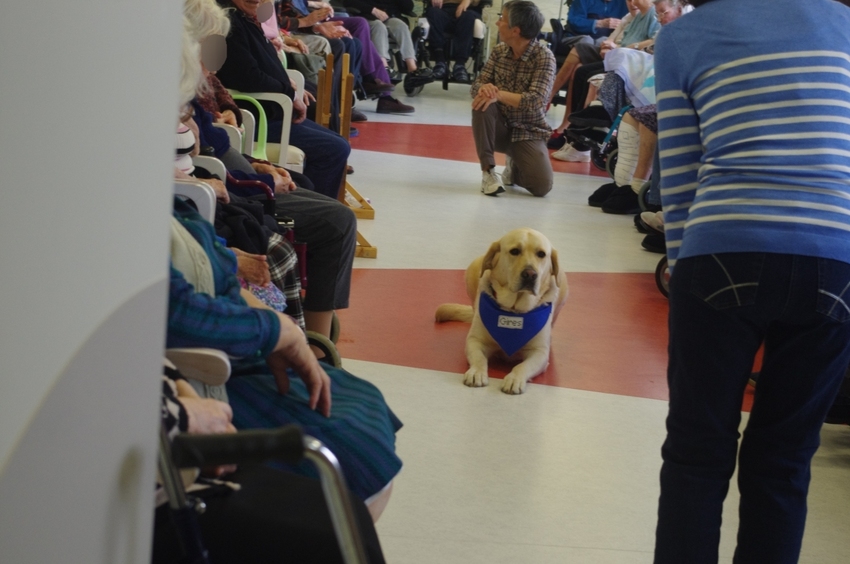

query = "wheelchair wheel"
[[307, 331, 342, 368], [330, 312, 340, 344], [638, 181, 651, 212], [655, 255, 670, 298], [605, 148, 619, 179], [590, 145, 607, 172]]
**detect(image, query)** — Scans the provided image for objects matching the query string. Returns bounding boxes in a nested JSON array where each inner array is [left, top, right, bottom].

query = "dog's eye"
[[537, 251, 546, 258], [509, 248, 521, 256]]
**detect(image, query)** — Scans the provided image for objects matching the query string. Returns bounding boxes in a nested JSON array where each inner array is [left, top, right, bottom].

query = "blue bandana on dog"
[[478, 292, 552, 356]]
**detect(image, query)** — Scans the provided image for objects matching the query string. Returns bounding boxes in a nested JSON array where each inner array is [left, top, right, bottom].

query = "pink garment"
[[261, 4, 279, 40]]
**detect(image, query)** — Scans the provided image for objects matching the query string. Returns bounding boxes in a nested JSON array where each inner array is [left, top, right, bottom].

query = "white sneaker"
[[640, 210, 664, 232], [502, 156, 514, 186], [552, 143, 591, 162], [481, 169, 505, 196]]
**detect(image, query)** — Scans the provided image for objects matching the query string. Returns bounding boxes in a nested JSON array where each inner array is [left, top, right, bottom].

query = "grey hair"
[[503, 0, 545, 40], [653, 0, 684, 6], [183, 0, 231, 41], [179, 17, 203, 108]]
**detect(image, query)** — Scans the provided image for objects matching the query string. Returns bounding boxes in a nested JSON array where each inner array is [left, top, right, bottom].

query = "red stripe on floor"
[[337, 269, 757, 408], [349, 122, 609, 178], [335, 270, 668, 399]]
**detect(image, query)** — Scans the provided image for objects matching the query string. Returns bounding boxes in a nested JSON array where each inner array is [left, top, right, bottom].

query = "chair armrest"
[[286, 69, 305, 102], [229, 90, 293, 169], [192, 155, 227, 182], [165, 348, 231, 387], [212, 123, 242, 153], [240, 109, 255, 155], [173, 179, 217, 223]]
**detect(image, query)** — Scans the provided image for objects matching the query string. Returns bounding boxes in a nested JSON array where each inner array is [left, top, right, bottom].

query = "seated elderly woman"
[[342, 0, 433, 85], [168, 194, 402, 517], [152, 362, 388, 563], [186, 0, 356, 341], [215, 0, 352, 199], [550, 0, 660, 160]]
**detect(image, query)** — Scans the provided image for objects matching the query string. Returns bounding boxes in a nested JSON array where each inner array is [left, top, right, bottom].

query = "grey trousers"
[[368, 18, 416, 62], [472, 104, 553, 197]]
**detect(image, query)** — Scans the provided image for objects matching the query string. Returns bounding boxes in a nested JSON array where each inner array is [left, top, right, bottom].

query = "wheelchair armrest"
[[171, 425, 305, 468], [174, 179, 217, 223]]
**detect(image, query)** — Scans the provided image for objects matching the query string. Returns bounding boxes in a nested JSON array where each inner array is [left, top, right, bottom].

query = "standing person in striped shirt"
[[653, 0, 850, 562]]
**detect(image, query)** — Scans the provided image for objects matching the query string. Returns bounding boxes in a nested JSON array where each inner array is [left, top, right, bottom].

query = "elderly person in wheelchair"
[[343, 0, 434, 88]]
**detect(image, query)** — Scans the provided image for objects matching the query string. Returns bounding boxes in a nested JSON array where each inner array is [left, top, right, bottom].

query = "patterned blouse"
[[471, 40, 555, 142]]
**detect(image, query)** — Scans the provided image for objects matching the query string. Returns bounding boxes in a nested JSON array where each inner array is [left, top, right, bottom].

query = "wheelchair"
[[403, 0, 493, 96]]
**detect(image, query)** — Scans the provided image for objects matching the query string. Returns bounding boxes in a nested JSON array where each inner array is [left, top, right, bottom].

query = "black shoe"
[[601, 185, 640, 214], [547, 131, 567, 150], [351, 109, 368, 122], [452, 63, 470, 83], [634, 213, 648, 234], [432, 61, 447, 80], [362, 78, 395, 95], [403, 68, 435, 89], [588, 182, 618, 207], [387, 68, 403, 84], [569, 105, 613, 128], [376, 96, 415, 114], [641, 232, 666, 254]]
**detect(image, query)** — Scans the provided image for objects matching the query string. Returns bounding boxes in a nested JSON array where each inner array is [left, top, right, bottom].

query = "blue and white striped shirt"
[[655, 0, 850, 271]]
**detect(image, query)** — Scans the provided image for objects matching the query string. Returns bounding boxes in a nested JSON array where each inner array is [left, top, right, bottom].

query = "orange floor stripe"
[[350, 122, 609, 178]]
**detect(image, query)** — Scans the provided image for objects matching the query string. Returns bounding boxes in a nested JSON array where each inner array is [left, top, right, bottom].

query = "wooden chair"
[[315, 53, 378, 259]]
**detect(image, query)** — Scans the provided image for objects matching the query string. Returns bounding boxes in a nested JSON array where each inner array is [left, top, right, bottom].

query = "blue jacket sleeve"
[[167, 264, 281, 359]]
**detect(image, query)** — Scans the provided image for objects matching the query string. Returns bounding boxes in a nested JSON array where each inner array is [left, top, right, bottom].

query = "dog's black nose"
[[521, 268, 538, 284]]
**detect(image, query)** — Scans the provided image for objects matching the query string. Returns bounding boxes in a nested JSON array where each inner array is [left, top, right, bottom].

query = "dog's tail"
[[435, 303, 473, 323]]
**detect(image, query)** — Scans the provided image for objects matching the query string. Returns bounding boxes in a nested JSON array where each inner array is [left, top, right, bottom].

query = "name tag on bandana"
[[478, 292, 552, 356]]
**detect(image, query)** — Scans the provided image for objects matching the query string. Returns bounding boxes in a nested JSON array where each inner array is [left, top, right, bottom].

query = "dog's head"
[[481, 228, 560, 302]]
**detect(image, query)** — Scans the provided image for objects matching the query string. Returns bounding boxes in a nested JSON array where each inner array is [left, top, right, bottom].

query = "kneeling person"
[[471, 0, 554, 197]]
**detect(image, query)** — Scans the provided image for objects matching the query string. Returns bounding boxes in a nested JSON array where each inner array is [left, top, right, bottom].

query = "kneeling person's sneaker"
[[552, 143, 591, 162], [481, 169, 505, 196], [377, 96, 415, 114], [502, 156, 514, 186]]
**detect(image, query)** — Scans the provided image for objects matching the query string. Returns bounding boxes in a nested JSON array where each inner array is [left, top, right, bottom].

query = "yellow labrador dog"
[[435, 228, 568, 394]]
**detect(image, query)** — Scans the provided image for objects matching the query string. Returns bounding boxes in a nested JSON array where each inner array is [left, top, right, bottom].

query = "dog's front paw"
[[463, 368, 489, 387], [501, 373, 527, 394]]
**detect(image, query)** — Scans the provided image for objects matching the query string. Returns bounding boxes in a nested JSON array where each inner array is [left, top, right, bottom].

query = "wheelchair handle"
[[171, 426, 305, 468]]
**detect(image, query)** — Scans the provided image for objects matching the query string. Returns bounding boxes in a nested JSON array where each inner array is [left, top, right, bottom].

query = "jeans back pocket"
[[817, 258, 850, 323], [690, 253, 765, 310]]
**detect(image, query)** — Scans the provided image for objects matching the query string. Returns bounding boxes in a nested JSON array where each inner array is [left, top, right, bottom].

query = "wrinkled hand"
[[597, 18, 620, 29], [266, 312, 332, 417], [284, 36, 309, 54], [455, 0, 470, 19], [252, 162, 297, 193], [372, 7, 389, 21], [232, 248, 271, 285], [215, 109, 239, 127], [314, 20, 349, 39], [270, 36, 284, 52], [292, 96, 308, 124], [302, 6, 332, 26], [180, 396, 237, 435], [472, 83, 499, 111], [205, 178, 231, 204]]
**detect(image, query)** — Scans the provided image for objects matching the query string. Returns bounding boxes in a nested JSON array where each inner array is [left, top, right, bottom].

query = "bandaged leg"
[[614, 119, 640, 187]]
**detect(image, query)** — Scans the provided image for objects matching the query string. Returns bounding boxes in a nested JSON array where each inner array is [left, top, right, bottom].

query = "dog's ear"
[[481, 241, 502, 274], [550, 248, 561, 282]]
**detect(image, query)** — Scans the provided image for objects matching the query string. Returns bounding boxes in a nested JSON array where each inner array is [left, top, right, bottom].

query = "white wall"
[[0, 1, 182, 561]]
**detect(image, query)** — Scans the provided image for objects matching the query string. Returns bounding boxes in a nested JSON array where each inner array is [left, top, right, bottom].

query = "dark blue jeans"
[[655, 253, 850, 564]]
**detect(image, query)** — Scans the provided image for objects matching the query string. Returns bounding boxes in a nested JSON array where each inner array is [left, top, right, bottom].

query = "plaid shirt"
[[471, 40, 555, 143]]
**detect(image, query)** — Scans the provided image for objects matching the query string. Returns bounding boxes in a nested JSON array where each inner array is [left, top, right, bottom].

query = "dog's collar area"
[[478, 292, 552, 357]]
